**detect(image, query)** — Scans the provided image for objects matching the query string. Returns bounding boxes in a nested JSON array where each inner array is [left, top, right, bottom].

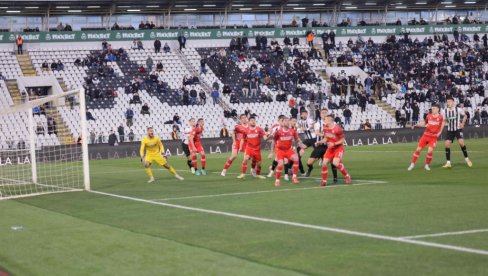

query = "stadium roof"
[[0, 0, 485, 15]]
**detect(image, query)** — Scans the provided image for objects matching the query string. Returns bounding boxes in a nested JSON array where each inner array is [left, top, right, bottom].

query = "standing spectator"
[[250, 78, 258, 98], [178, 34, 186, 50], [374, 120, 383, 130], [343, 106, 352, 125], [108, 130, 118, 146], [125, 108, 134, 127], [200, 57, 207, 74], [117, 124, 125, 142], [306, 31, 314, 47], [98, 132, 104, 143], [363, 119, 372, 130], [146, 56, 153, 72], [211, 89, 220, 105], [199, 90, 207, 105], [16, 35, 23, 54], [128, 129, 135, 141], [329, 30, 336, 46], [171, 126, 179, 140], [301, 16, 309, 27], [154, 39, 161, 53], [137, 40, 144, 50], [90, 130, 96, 144]]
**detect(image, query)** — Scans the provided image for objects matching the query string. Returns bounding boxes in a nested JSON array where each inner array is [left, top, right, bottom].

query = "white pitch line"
[[89, 190, 488, 256], [151, 181, 383, 201], [400, 229, 488, 239]]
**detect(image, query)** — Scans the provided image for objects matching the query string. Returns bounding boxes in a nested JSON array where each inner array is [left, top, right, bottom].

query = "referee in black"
[[302, 108, 338, 183], [442, 97, 472, 168]]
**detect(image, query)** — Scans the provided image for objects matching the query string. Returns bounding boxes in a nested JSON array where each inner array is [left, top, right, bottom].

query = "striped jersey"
[[314, 119, 325, 142], [298, 117, 316, 139], [444, 107, 464, 131], [182, 127, 191, 145]]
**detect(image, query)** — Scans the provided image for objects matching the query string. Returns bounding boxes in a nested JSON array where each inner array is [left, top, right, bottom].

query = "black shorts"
[[302, 138, 316, 148], [181, 143, 190, 157], [310, 144, 327, 159], [446, 130, 464, 141]]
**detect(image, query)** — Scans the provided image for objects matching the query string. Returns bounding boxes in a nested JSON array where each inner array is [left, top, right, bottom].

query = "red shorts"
[[189, 142, 203, 153], [276, 149, 296, 161], [245, 149, 262, 162], [233, 140, 247, 153], [418, 135, 438, 149], [324, 146, 344, 161]]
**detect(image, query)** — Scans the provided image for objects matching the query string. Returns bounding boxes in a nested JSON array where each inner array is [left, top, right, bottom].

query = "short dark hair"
[[321, 108, 329, 112], [301, 110, 308, 113], [326, 115, 335, 120], [446, 97, 454, 101], [431, 104, 440, 109], [249, 116, 256, 120], [240, 114, 247, 119], [197, 118, 204, 123], [278, 115, 286, 120]]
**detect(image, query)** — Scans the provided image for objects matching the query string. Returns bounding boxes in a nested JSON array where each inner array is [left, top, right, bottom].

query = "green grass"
[[1, 139, 488, 275]]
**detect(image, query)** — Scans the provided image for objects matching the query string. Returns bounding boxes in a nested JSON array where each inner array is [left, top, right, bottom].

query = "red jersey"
[[273, 128, 298, 151], [244, 126, 266, 150], [191, 126, 204, 144], [323, 124, 344, 145], [234, 124, 249, 142], [423, 114, 444, 137]]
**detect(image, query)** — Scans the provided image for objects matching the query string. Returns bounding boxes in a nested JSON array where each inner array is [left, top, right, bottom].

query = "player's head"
[[239, 114, 248, 124], [290, 117, 297, 128], [446, 97, 455, 108], [320, 108, 329, 120], [189, 118, 196, 127], [249, 116, 256, 127], [431, 104, 440, 115], [325, 115, 335, 125], [197, 118, 204, 127], [282, 116, 290, 128], [147, 127, 154, 138], [277, 114, 286, 125], [300, 110, 308, 119]]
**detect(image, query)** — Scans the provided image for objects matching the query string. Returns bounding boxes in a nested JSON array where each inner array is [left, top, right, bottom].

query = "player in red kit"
[[272, 116, 304, 187], [237, 116, 268, 179], [221, 114, 249, 176], [315, 115, 351, 186], [189, 118, 207, 176], [408, 104, 445, 171]]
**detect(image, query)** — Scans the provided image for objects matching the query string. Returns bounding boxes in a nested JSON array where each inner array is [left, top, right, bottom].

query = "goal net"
[[0, 88, 90, 200]]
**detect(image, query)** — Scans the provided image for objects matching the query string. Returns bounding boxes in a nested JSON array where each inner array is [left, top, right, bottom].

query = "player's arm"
[[460, 111, 468, 129], [157, 138, 166, 157], [412, 120, 426, 129], [189, 131, 196, 149], [437, 119, 446, 137], [139, 139, 146, 162], [238, 132, 246, 151]]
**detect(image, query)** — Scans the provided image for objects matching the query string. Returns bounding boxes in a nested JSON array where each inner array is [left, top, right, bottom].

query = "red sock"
[[336, 163, 348, 176], [256, 165, 261, 175], [241, 161, 247, 174], [292, 162, 298, 176], [426, 152, 433, 165], [411, 150, 420, 164], [321, 166, 328, 181], [223, 158, 233, 170], [201, 154, 206, 169], [276, 165, 282, 180], [251, 160, 256, 169], [192, 155, 197, 169]]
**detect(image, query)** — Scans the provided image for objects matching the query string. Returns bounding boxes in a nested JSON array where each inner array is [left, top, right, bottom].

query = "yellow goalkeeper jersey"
[[140, 135, 164, 157]]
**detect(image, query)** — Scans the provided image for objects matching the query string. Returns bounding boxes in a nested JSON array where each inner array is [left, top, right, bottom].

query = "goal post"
[[0, 87, 90, 200]]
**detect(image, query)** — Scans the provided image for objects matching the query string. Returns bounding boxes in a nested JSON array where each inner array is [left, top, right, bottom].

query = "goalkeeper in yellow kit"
[[140, 127, 184, 183]]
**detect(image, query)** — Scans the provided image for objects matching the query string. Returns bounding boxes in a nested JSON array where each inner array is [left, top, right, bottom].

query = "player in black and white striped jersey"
[[182, 118, 195, 172], [296, 110, 316, 175], [442, 97, 472, 168], [302, 108, 338, 183]]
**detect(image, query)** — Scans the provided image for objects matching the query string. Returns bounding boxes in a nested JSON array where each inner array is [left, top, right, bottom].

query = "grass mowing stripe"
[[151, 181, 384, 201], [90, 190, 488, 257], [400, 229, 488, 239]]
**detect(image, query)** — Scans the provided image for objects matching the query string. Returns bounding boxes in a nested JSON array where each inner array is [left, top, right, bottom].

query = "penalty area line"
[[89, 190, 488, 256]]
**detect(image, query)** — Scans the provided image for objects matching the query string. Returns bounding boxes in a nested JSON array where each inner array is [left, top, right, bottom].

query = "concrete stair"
[[373, 96, 397, 117], [44, 107, 74, 145], [5, 79, 22, 104], [16, 53, 37, 76]]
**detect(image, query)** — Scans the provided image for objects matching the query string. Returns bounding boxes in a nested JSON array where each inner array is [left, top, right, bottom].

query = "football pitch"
[[1, 139, 488, 275]]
